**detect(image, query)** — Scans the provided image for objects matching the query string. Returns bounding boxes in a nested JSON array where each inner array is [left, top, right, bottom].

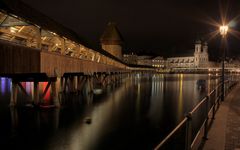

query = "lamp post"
[[219, 25, 228, 101]]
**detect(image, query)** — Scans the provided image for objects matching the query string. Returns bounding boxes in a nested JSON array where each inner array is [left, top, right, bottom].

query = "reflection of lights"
[[67, 80, 128, 150], [208, 75, 211, 93], [42, 82, 50, 101], [136, 73, 140, 78], [136, 82, 141, 120], [1, 78, 6, 94], [177, 74, 183, 121], [25, 82, 34, 98]]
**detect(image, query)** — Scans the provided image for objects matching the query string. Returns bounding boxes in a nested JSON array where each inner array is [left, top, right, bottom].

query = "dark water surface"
[[0, 74, 219, 150]]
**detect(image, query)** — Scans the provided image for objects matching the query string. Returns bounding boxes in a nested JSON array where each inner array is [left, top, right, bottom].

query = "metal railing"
[[154, 79, 238, 150]]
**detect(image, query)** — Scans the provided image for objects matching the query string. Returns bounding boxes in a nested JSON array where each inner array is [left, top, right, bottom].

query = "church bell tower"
[[194, 40, 201, 67], [194, 40, 209, 68]]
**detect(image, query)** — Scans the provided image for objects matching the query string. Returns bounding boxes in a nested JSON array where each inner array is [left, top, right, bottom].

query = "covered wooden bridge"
[[0, 0, 154, 107]]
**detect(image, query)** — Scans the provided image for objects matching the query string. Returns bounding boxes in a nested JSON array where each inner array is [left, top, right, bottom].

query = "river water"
[[0, 74, 219, 150]]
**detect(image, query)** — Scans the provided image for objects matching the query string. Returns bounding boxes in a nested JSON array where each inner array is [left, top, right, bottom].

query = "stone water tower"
[[100, 22, 124, 60]]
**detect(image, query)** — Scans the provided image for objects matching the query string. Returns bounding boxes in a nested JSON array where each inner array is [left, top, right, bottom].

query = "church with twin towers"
[[166, 40, 209, 68]]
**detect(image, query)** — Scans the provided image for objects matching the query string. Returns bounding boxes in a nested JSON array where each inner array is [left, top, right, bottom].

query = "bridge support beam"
[[10, 107, 18, 132], [73, 76, 78, 92], [53, 108, 60, 131], [60, 77, 64, 93], [102, 74, 107, 87], [68, 76, 74, 93], [10, 81, 18, 107], [63, 76, 68, 93], [88, 76, 93, 93], [83, 76, 93, 94], [51, 78, 60, 108], [77, 76, 87, 94], [34, 81, 40, 105]]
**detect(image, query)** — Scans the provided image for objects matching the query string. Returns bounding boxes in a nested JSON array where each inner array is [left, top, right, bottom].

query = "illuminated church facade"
[[166, 40, 209, 68], [123, 40, 210, 69]]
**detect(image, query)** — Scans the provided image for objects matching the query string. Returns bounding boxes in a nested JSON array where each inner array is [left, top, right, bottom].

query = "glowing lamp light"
[[42, 37, 47, 40], [219, 25, 228, 36], [10, 27, 17, 33]]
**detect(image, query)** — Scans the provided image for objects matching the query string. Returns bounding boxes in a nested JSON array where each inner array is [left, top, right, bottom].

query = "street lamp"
[[219, 25, 228, 101], [220, 25, 228, 37]]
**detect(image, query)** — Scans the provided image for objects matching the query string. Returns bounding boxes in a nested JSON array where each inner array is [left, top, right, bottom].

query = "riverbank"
[[201, 83, 240, 150]]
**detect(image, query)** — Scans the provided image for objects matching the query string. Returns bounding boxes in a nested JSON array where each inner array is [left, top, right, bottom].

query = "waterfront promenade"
[[202, 83, 240, 150]]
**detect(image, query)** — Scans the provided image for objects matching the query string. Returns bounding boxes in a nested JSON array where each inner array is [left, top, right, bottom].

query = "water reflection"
[[42, 82, 51, 101], [178, 74, 183, 121], [0, 74, 220, 150], [10, 107, 18, 135], [0, 77, 11, 95]]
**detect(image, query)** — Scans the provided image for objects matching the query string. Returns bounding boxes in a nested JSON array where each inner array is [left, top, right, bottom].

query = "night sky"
[[21, 0, 240, 60]]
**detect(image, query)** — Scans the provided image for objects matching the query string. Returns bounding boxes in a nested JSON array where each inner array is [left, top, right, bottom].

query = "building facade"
[[167, 56, 195, 68], [123, 53, 138, 65], [166, 40, 209, 68], [123, 40, 210, 69], [137, 56, 153, 66], [152, 56, 165, 68]]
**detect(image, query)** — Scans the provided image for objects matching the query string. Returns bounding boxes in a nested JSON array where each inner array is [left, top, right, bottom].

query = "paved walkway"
[[202, 83, 240, 150]]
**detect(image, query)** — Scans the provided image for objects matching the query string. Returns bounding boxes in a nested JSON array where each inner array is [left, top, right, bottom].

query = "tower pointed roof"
[[100, 22, 124, 45]]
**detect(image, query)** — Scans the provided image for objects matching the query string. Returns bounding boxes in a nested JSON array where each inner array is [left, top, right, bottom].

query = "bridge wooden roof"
[[0, 0, 126, 64], [0, 0, 89, 46]]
